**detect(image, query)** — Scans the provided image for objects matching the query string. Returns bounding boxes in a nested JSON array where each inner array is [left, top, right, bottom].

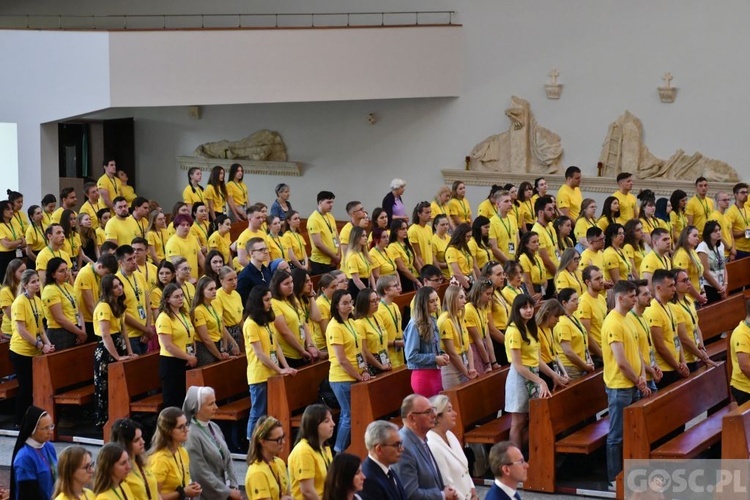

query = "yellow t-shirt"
[[578, 248, 603, 272], [93, 302, 123, 337], [120, 185, 137, 204], [574, 217, 597, 243], [272, 298, 304, 360], [55, 487, 94, 500], [639, 250, 672, 277], [517, 200, 534, 229], [10, 211, 29, 236], [215, 288, 243, 327], [438, 311, 471, 358], [557, 184, 583, 220], [311, 295, 331, 350], [730, 321, 750, 394], [236, 228, 268, 259], [244, 317, 279, 384], [80, 199, 106, 229], [307, 210, 339, 265], [674, 298, 700, 364], [74, 263, 100, 322], [670, 211, 688, 240], [463, 302, 489, 347], [623, 243, 646, 277], [555, 269, 584, 296], [193, 303, 223, 343], [123, 465, 159, 500], [501, 285, 523, 307], [148, 447, 191, 496], [386, 242, 416, 275], [538, 326, 555, 364], [137, 262, 158, 291], [672, 248, 704, 293], [10, 294, 43, 357], [338, 222, 353, 251], [288, 439, 331, 500], [467, 239, 492, 270], [376, 301, 403, 368], [207, 231, 231, 263], [709, 210, 734, 257], [96, 227, 107, 247], [554, 315, 588, 368], [97, 174, 122, 206], [345, 251, 372, 279], [602, 246, 632, 280], [431, 233, 451, 278], [447, 198, 472, 224], [490, 290, 509, 331], [531, 222, 559, 279], [725, 204, 750, 252], [0, 286, 15, 334], [355, 316, 389, 365], [629, 310, 655, 380], [445, 246, 473, 277], [246, 457, 289, 500], [408, 223, 434, 266], [189, 221, 211, 249], [267, 233, 286, 262], [61, 233, 81, 262], [105, 216, 142, 246], [182, 184, 205, 206], [150, 287, 163, 312], [165, 234, 201, 280], [327, 318, 364, 382], [612, 191, 637, 222], [156, 311, 195, 356], [504, 323, 539, 367], [51, 207, 77, 225], [226, 181, 248, 208], [685, 195, 714, 234], [602, 309, 641, 389], [25, 224, 47, 252], [489, 213, 518, 260], [117, 270, 149, 338], [93, 483, 134, 500], [203, 184, 227, 213], [518, 253, 544, 286], [41, 283, 78, 329], [476, 199, 497, 220], [643, 299, 682, 372], [35, 246, 72, 273], [283, 231, 307, 264], [576, 292, 607, 349]]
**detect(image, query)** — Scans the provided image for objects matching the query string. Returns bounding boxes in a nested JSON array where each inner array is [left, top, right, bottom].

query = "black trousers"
[[310, 260, 335, 276], [9, 350, 33, 426], [159, 355, 187, 410]]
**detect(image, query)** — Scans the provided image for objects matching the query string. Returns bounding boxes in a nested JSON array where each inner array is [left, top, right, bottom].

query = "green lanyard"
[[172, 449, 187, 488], [656, 299, 676, 333], [111, 486, 128, 500], [176, 312, 193, 343], [698, 197, 711, 218], [656, 252, 671, 270], [380, 300, 401, 333], [4, 222, 16, 240], [194, 221, 208, 242], [133, 216, 146, 238], [358, 251, 371, 275], [13, 212, 26, 232], [264, 324, 275, 347], [342, 318, 359, 348], [121, 271, 142, 302], [498, 215, 512, 238], [457, 198, 470, 220], [375, 247, 396, 271], [26, 293, 40, 330], [366, 316, 384, 346], [56, 283, 77, 312], [629, 310, 650, 340], [270, 234, 285, 255], [108, 175, 120, 195], [493, 290, 509, 317], [613, 247, 632, 276], [398, 242, 413, 263], [569, 315, 589, 350], [231, 181, 247, 200], [678, 298, 696, 327], [205, 303, 222, 331], [181, 283, 193, 305], [567, 269, 583, 291]]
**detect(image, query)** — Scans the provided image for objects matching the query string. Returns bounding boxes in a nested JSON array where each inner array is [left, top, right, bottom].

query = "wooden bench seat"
[[525, 370, 608, 493], [33, 343, 97, 440], [722, 400, 750, 459], [186, 356, 250, 421], [349, 366, 413, 458], [129, 393, 163, 413], [651, 404, 734, 459]]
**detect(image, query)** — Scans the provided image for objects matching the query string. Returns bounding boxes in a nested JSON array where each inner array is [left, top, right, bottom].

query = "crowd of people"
[[1, 158, 750, 497]]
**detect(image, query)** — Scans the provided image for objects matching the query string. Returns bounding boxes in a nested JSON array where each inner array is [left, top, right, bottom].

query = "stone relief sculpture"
[[469, 96, 563, 174], [193, 130, 288, 161], [599, 111, 739, 182]]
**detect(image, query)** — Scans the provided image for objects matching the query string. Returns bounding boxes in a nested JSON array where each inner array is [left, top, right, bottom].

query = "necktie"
[[514, 492, 522, 500]]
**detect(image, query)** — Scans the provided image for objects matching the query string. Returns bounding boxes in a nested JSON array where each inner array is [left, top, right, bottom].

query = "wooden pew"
[[624, 363, 733, 461], [441, 367, 511, 446], [349, 366, 412, 458], [525, 370, 609, 493], [268, 360, 331, 459], [185, 356, 250, 421], [697, 293, 745, 359], [0, 341, 18, 400], [104, 352, 163, 441], [33, 343, 97, 440], [727, 258, 750, 294], [722, 400, 750, 459]]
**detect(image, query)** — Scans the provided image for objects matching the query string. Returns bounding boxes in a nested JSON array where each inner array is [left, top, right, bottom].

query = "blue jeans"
[[606, 386, 641, 481], [330, 381, 352, 453], [129, 338, 147, 355], [248, 382, 268, 438]]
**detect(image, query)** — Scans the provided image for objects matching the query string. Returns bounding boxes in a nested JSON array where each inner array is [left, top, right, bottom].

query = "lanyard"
[[529, 254, 544, 283], [568, 315, 589, 350], [342, 318, 359, 348], [13, 212, 25, 232], [318, 210, 335, 235], [739, 206, 750, 227], [264, 458, 284, 494], [134, 463, 152, 500], [319, 448, 331, 469], [686, 249, 704, 276], [194, 221, 208, 242], [176, 312, 193, 343], [398, 242, 413, 263], [656, 252, 671, 270], [121, 271, 141, 301], [204, 303, 222, 331], [231, 181, 247, 199], [567, 269, 582, 291], [135, 217, 147, 238], [451, 316, 466, 349], [4, 222, 16, 240], [366, 316, 385, 346], [642, 216, 656, 233], [498, 214, 512, 239], [678, 298, 697, 326], [172, 449, 187, 487], [493, 290, 509, 317], [291, 231, 304, 253], [26, 293, 40, 330], [111, 486, 128, 500], [181, 283, 193, 305], [33, 223, 47, 245], [193, 418, 226, 460], [264, 324, 275, 347], [108, 175, 120, 195], [457, 198, 470, 220], [192, 184, 204, 202], [698, 197, 711, 217], [656, 299, 676, 333], [380, 300, 402, 333], [270, 234, 285, 255], [56, 283, 77, 311], [613, 247, 632, 275], [630, 310, 650, 342], [375, 247, 396, 271], [34, 447, 57, 483]]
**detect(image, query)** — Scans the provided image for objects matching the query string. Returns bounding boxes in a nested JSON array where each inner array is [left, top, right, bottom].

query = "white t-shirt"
[[696, 241, 726, 287]]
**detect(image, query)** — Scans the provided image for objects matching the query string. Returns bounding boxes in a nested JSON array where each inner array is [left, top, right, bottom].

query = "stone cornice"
[[178, 157, 301, 176], [441, 169, 739, 197]]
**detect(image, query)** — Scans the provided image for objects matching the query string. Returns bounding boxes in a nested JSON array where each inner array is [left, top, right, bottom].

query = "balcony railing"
[[0, 11, 458, 31]]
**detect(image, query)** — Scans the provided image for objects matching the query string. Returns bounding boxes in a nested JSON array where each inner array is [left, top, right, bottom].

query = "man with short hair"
[[710, 191, 735, 260], [729, 299, 750, 405], [79, 182, 105, 229], [489, 190, 519, 263], [340, 200, 367, 258], [644, 269, 689, 388], [36, 224, 73, 286], [234, 204, 269, 267], [237, 237, 272, 305], [628, 280, 663, 392], [685, 176, 714, 234], [360, 420, 408, 500], [132, 237, 158, 290], [116, 244, 154, 355], [640, 228, 672, 288], [131, 197, 151, 238], [392, 394, 458, 500], [612, 172, 637, 221], [576, 265, 606, 364], [308, 191, 340, 275], [408, 201, 434, 271], [602, 280, 649, 487], [97, 158, 122, 210], [485, 441, 529, 500], [74, 253, 119, 341], [578, 227, 604, 271], [165, 214, 204, 281], [725, 182, 750, 259], [531, 196, 558, 298], [50, 187, 78, 224], [105, 196, 141, 246], [409, 265, 444, 319], [557, 166, 583, 219]]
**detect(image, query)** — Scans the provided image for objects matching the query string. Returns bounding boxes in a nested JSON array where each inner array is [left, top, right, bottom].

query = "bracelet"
[[306, 344, 314, 348], [176, 486, 185, 500]]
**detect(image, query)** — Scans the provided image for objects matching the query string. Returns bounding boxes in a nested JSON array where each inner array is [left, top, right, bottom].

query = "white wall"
[[0, 123, 19, 193]]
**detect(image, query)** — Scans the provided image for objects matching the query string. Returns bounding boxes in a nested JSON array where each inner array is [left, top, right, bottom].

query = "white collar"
[[25, 437, 44, 449], [495, 478, 518, 498], [368, 455, 391, 476]]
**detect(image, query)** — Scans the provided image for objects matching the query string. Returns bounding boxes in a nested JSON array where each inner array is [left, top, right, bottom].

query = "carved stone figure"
[[193, 130, 288, 161], [469, 96, 562, 174], [599, 111, 739, 182]]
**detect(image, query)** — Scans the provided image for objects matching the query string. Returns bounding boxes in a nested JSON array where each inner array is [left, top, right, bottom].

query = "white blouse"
[[426, 429, 474, 500]]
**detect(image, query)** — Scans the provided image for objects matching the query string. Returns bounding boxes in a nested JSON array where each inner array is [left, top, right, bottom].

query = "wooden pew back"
[[186, 356, 247, 401], [722, 400, 750, 459], [104, 352, 162, 440], [0, 341, 18, 399], [727, 258, 750, 294], [442, 368, 509, 444], [697, 293, 746, 345]]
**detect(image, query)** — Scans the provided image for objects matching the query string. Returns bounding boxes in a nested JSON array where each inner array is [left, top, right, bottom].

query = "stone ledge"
[[178, 157, 301, 176], [441, 169, 740, 196]]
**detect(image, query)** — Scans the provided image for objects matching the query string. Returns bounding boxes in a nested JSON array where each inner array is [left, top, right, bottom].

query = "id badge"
[[719, 273, 725, 286], [692, 328, 700, 346], [378, 350, 390, 366], [270, 352, 279, 366], [745, 228, 750, 239], [299, 326, 306, 342], [508, 242, 515, 255], [461, 352, 469, 367], [15, 248, 22, 258], [555, 249, 561, 260], [395, 338, 402, 353], [673, 335, 681, 352], [356, 353, 366, 370], [585, 350, 593, 366], [186, 344, 195, 356], [137, 305, 146, 320], [540, 284, 546, 297], [333, 237, 339, 248], [650, 349, 656, 368]]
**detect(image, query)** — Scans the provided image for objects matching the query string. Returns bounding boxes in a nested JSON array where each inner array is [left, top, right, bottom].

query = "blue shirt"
[[237, 263, 272, 305], [404, 317, 441, 369], [13, 442, 57, 500]]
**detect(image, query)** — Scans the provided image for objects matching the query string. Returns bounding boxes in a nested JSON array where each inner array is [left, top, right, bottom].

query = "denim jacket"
[[404, 317, 441, 369]]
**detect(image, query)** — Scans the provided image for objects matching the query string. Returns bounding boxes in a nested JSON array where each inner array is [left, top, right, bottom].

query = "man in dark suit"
[[485, 441, 529, 500], [360, 420, 407, 500], [392, 394, 458, 500]]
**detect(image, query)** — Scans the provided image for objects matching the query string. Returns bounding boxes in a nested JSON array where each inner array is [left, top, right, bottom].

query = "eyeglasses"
[[410, 408, 436, 416], [175, 423, 190, 431], [39, 424, 55, 431], [253, 247, 269, 253], [80, 463, 95, 471], [179, 266, 192, 272], [264, 434, 286, 444], [381, 441, 404, 449], [424, 276, 444, 284], [504, 459, 527, 466]]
